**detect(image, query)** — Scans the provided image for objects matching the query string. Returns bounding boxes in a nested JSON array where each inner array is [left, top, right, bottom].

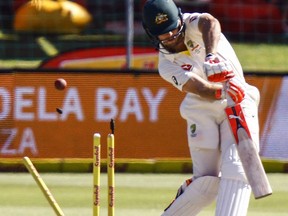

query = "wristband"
[[205, 53, 215, 61], [206, 53, 215, 58]]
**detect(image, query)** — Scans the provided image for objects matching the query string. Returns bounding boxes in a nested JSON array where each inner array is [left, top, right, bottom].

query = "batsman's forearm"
[[182, 75, 223, 100], [198, 13, 221, 55]]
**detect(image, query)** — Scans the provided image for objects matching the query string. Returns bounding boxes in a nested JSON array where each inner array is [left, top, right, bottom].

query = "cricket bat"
[[225, 104, 272, 199]]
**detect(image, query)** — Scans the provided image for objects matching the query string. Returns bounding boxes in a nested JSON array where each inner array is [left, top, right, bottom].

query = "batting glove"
[[204, 53, 235, 82], [215, 80, 245, 104]]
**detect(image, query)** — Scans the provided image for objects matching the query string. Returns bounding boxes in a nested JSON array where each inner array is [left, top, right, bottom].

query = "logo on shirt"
[[190, 124, 197, 137], [187, 40, 201, 54], [181, 64, 193, 71]]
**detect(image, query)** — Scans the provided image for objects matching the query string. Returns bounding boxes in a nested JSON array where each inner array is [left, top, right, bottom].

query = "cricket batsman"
[[142, 0, 261, 215]]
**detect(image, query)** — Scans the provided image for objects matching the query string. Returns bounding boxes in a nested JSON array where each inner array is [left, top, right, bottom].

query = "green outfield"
[[0, 31, 287, 73], [0, 173, 287, 216], [233, 43, 288, 73]]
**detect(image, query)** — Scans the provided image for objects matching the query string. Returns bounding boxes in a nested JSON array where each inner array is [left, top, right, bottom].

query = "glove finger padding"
[[204, 60, 235, 82], [215, 81, 245, 104], [227, 81, 245, 104]]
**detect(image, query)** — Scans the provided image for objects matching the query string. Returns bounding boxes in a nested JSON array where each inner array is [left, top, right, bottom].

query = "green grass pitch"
[[0, 173, 287, 215]]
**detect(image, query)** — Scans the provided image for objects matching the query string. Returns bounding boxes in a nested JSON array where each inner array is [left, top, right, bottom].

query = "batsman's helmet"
[[142, 0, 184, 47]]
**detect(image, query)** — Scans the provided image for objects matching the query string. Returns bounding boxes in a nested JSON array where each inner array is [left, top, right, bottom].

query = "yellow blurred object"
[[14, 0, 92, 34]]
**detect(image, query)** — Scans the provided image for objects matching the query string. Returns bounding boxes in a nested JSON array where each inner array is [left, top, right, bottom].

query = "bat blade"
[[236, 128, 272, 199], [225, 104, 272, 199]]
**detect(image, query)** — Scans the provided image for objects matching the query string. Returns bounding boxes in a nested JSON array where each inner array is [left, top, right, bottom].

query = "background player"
[[142, 0, 260, 215]]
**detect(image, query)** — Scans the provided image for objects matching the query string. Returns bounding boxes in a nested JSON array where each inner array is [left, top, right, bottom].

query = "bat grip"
[[226, 95, 234, 107]]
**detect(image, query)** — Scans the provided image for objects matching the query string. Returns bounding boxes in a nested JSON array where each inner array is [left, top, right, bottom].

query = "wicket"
[[23, 156, 65, 216], [93, 133, 115, 216]]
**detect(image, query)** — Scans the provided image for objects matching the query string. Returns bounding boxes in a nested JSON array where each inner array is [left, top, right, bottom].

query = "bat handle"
[[226, 94, 235, 107]]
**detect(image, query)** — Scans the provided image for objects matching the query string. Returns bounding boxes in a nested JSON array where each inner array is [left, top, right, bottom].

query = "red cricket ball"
[[54, 78, 67, 90]]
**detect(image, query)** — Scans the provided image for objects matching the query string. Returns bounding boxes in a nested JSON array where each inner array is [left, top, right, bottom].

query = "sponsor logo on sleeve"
[[172, 76, 179, 85], [189, 16, 198, 23]]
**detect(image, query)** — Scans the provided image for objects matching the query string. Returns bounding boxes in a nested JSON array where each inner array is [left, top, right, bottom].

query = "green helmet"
[[142, 0, 180, 36]]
